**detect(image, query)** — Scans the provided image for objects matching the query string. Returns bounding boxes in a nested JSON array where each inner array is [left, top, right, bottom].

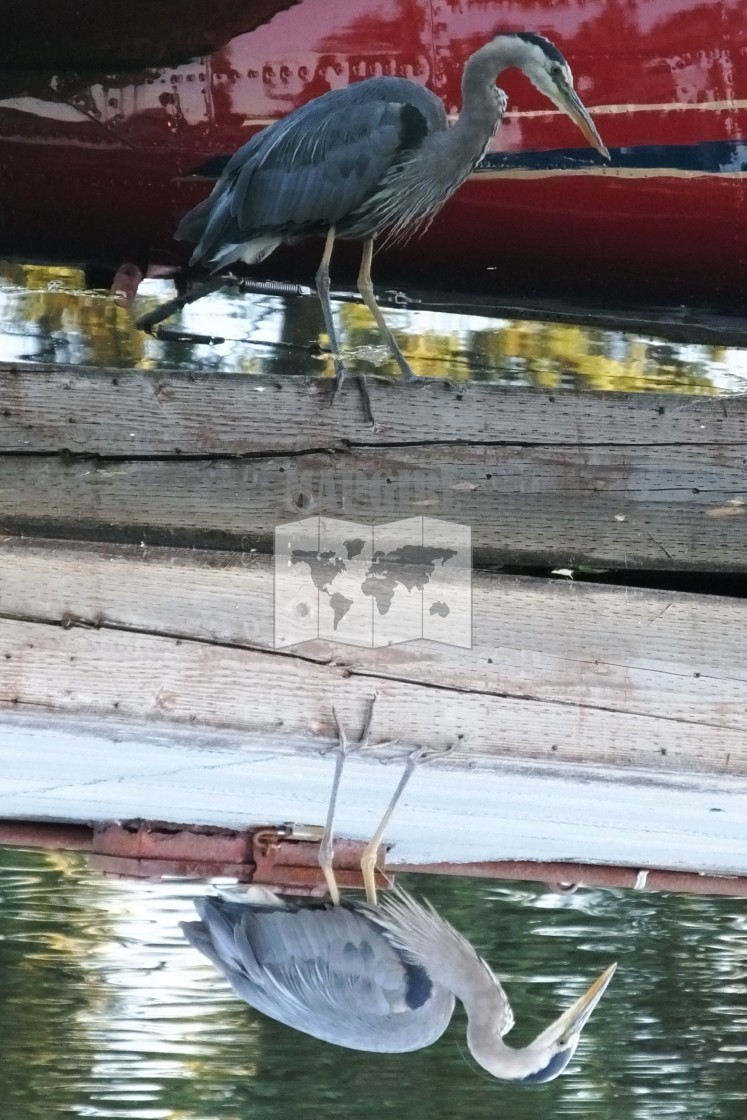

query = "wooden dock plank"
[[1, 539, 746, 772], [2, 362, 745, 570], [0, 362, 745, 454], [2, 615, 746, 774], [1, 443, 745, 568]]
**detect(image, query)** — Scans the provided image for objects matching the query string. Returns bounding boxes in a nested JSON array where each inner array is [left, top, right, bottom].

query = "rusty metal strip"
[[0, 820, 93, 850], [2, 818, 747, 896], [393, 859, 747, 897]]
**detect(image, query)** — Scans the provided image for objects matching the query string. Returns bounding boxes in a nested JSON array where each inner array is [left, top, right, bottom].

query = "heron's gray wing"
[[182, 896, 455, 1052], [176, 77, 447, 265]]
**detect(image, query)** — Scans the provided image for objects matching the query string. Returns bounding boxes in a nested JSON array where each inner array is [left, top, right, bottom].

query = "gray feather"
[[176, 77, 447, 270], [181, 894, 455, 1052]]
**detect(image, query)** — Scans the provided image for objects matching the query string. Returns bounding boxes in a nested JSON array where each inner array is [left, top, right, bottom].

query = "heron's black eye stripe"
[[498, 29, 566, 65]]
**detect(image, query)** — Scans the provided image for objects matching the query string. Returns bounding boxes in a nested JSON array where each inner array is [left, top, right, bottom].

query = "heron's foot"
[[402, 371, 458, 392], [322, 694, 380, 759], [406, 735, 465, 768], [329, 361, 378, 430], [375, 735, 464, 767]]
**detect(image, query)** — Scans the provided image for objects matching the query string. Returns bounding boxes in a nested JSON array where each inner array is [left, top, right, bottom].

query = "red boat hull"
[[1, 0, 745, 304]]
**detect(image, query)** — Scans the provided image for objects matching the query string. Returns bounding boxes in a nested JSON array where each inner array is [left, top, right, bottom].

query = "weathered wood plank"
[[4, 709, 747, 874], [3, 538, 747, 723], [1, 570, 746, 775], [1, 443, 745, 568], [3, 538, 747, 717], [0, 362, 745, 454]]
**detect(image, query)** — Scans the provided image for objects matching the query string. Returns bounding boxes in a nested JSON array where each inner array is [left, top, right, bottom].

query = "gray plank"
[[2, 709, 747, 874], [1, 538, 745, 731], [1, 362, 745, 454], [1, 444, 745, 568], [1, 613, 746, 775]]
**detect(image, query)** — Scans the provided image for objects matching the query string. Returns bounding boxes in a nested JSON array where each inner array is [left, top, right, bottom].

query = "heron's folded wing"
[[182, 897, 455, 1053], [177, 77, 446, 258]]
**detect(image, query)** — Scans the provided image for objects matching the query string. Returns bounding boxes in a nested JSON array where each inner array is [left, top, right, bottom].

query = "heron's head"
[[473, 962, 617, 1083], [490, 31, 609, 159]]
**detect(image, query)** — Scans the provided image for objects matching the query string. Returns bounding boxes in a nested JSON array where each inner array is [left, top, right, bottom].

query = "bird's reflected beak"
[[535, 962, 617, 1046], [560, 86, 610, 160]]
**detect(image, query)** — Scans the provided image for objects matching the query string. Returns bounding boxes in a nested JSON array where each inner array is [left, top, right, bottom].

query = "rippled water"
[[1, 846, 746, 1119], [2, 261, 747, 394]]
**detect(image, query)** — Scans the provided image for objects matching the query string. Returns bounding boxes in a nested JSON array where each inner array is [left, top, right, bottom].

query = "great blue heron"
[[176, 31, 607, 412], [182, 698, 616, 1081]]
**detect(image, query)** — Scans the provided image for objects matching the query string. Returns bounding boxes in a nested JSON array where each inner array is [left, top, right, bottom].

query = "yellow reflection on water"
[[1, 260, 744, 395]]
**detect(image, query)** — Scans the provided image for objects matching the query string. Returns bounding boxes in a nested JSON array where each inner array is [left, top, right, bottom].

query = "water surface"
[[1, 845, 745, 1119], [2, 261, 746, 394]]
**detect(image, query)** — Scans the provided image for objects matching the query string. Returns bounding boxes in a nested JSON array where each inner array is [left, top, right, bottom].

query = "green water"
[[1, 846, 745, 1119]]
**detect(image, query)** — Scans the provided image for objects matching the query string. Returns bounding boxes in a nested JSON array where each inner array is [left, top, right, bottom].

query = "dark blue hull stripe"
[[476, 139, 747, 174], [191, 139, 747, 182]]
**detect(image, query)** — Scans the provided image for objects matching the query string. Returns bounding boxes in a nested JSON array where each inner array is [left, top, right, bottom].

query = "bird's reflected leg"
[[318, 227, 376, 428], [360, 740, 461, 905], [319, 695, 380, 906]]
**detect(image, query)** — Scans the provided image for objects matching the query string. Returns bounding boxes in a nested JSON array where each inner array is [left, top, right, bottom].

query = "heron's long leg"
[[359, 747, 425, 906], [357, 238, 416, 382], [317, 228, 376, 427], [316, 226, 342, 376], [360, 740, 461, 905], [319, 696, 379, 905]]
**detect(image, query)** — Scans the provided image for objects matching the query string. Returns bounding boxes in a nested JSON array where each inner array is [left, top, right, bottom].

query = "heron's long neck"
[[459, 961, 552, 1077], [464, 984, 556, 1079], [449, 40, 520, 153]]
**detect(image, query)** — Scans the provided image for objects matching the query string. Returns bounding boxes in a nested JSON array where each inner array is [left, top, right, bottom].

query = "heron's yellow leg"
[[359, 748, 424, 905], [356, 238, 417, 382], [318, 229, 377, 426], [319, 696, 379, 905]]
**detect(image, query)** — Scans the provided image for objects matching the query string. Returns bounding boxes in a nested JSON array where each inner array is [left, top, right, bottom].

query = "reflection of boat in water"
[[1, 0, 745, 305]]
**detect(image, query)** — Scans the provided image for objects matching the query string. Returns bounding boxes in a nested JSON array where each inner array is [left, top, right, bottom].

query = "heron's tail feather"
[[174, 190, 219, 244], [176, 183, 282, 271]]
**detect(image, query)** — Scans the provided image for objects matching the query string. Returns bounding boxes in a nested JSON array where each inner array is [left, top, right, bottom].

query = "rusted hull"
[[0, 0, 745, 302]]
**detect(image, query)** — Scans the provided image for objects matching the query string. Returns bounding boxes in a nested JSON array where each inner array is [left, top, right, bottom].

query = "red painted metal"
[[90, 819, 388, 891], [393, 860, 747, 898], [0, 0, 744, 303]]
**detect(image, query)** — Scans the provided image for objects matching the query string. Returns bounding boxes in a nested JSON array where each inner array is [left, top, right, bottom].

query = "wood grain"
[[1, 442, 745, 568], [0, 362, 744, 454], [1, 539, 746, 773]]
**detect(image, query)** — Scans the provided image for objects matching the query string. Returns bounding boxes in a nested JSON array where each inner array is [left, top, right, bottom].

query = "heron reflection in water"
[[175, 31, 608, 415], [182, 698, 616, 1081]]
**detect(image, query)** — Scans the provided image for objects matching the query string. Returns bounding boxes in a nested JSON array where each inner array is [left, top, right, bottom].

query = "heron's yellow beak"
[[555, 962, 617, 1040], [535, 962, 617, 1047], [560, 86, 610, 160]]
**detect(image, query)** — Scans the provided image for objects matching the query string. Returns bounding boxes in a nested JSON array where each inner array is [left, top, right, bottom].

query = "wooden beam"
[[1, 443, 745, 569], [2, 363, 745, 570], [0, 538, 746, 773], [0, 362, 744, 455], [2, 708, 747, 875]]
